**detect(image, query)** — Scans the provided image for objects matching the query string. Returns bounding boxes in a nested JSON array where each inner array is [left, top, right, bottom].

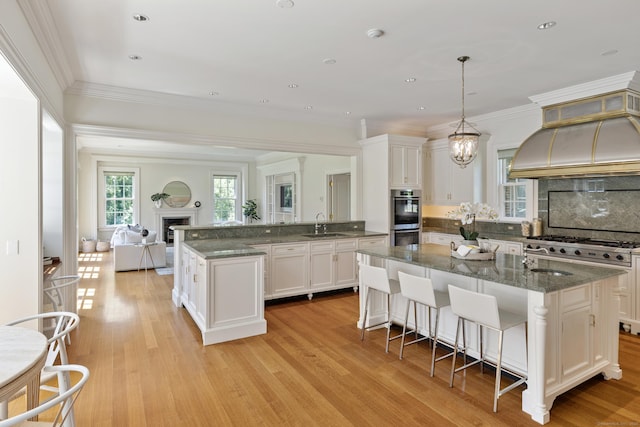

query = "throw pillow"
[[124, 230, 143, 244]]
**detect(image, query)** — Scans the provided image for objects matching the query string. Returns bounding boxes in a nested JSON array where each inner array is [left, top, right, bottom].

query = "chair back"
[[5, 312, 80, 366], [398, 271, 436, 306], [359, 264, 392, 293], [0, 364, 89, 427], [44, 275, 81, 312], [448, 285, 501, 330]]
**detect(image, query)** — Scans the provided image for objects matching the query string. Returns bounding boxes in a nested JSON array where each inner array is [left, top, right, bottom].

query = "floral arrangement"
[[151, 192, 170, 202], [446, 202, 499, 241]]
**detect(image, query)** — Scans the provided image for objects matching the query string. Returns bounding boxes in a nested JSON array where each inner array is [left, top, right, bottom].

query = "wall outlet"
[[265, 229, 271, 234]]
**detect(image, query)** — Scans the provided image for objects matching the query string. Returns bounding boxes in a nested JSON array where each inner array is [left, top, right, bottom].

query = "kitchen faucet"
[[315, 212, 327, 235], [522, 247, 549, 269]]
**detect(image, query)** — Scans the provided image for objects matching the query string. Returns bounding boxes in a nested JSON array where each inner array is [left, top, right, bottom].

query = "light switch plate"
[[6, 240, 19, 255]]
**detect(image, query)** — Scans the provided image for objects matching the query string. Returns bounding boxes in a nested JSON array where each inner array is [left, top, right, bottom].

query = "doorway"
[[327, 173, 350, 222]]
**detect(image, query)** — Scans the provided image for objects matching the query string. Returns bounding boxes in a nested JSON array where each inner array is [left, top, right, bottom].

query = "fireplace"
[[163, 217, 190, 245], [155, 208, 198, 246]]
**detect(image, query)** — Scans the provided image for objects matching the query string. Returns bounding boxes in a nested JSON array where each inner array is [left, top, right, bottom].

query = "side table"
[[135, 242, 158, 271]]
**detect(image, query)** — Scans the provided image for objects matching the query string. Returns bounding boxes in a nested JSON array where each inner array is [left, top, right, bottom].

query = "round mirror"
[[163, 181, 191, 208]]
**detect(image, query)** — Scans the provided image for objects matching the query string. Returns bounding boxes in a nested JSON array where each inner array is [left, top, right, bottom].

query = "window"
[[98, 167, 139, 228], [213, 175, 239, 222], [498, 149, 527, 219]]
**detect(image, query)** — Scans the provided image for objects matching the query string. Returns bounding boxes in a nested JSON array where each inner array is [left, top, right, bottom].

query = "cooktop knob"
[[616, 254, 625, 261], [574, 249, 582, 255], [603, 253, 610, 259], [526, 244, 533, 249], [559, 248, 566, 254], [549, 247, 555, 252]]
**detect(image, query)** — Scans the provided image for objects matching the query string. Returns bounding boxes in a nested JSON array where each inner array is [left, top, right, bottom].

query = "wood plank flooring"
[[54, 251, 640, 425]]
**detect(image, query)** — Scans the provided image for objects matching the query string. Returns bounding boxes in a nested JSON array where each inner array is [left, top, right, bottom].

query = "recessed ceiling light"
[[601, 49, 619, 56], [304, 105, 313, 110], [128, 55, 142, 60], [276, 0, 294, 8], [288, 83, 298, 88], [133, 14, 149, 22], [405, 78, 417, 83], [259, 99, 269, 103], [345, 111, 351, 115], [417, 106, 425, 111], [366, 28, 384, 39], [323, 58, 337, 65], [209, 91, 219, 96], [537, 21, 556, 30]]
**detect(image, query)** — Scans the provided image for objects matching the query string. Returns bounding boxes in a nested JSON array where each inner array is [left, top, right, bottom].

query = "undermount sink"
[[302, 233, 348, 238], [529, 268, 573, 277]]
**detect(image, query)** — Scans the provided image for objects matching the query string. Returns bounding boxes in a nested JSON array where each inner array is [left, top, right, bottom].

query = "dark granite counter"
[[357, 243, 625, 293], [183, 230, 388, 260]]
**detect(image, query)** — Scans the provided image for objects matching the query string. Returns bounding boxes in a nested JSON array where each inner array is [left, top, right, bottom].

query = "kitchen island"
[[356, 243, 626, 425], [171, 221, 387, 345]]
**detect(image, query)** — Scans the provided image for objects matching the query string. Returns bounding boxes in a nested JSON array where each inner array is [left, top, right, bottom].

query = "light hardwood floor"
[[58, 251, 640, 425]]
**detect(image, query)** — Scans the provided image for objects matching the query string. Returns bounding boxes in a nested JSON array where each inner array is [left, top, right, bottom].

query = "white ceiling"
[[26, 0, 640, 155]]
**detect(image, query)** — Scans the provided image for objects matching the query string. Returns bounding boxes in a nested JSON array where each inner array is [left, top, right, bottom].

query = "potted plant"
[[447, 202, 498, 245], [151, 192, 170, 208], [242, 199, 260, 223]]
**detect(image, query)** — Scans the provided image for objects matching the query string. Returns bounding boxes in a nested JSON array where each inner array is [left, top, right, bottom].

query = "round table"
[[0, 325, 47, 418]]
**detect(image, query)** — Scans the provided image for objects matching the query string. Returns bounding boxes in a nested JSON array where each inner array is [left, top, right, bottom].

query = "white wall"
[[42, 110, 63, 258], [0, 57, 40, 324], [78, 152, 251, 241]]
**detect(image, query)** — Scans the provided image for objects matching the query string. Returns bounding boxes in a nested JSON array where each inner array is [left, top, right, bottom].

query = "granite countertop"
[[184, 230, 387, 260], [356, 243, 625, 293]]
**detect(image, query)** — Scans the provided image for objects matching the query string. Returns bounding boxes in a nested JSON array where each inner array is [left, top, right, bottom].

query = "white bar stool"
[[398, 271, 452, 377], [447, 284, 527, 412], [359, 264, 405, 353]]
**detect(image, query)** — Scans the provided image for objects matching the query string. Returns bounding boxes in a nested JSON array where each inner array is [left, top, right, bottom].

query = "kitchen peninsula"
[[356, 243, 625, 425], [171, 221, 387, 345]]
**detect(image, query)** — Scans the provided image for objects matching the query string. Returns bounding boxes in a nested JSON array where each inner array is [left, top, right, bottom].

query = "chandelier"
[[448, 56, 480, 168]]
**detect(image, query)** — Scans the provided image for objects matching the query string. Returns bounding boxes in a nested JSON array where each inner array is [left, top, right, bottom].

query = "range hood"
[[509, 90, 640, 178]]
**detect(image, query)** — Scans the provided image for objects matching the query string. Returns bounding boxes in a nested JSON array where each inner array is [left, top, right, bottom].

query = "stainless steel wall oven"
[[390, 189, 421, 246]]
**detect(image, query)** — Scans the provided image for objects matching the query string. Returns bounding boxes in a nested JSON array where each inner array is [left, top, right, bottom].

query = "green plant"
[[151, 192, 170, 202], [459, 226, 478, 241], [242, 199, 260, 221]]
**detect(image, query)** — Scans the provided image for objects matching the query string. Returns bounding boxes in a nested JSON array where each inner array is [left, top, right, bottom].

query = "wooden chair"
[[0, 364, 89, 427]]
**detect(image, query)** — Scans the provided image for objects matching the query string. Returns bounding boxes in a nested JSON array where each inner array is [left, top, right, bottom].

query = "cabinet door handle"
[[590, 314, 596, 327], [193, 274, 197, 283]]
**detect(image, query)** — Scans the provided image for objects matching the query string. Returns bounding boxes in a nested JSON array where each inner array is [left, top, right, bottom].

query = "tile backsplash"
[[538, 176, 640, 240]]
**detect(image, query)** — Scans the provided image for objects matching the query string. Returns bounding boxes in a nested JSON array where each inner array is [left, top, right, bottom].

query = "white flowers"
[[446, 202, 499, 224]]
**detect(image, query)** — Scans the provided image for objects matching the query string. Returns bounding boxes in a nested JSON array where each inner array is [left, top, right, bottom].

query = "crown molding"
[[529, 71, 639, 107], [18, 0, 74, 90], [71, 124, 361, 157]]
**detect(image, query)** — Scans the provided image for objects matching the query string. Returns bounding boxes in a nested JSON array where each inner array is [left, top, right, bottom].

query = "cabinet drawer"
[[335, 239, 357, 251], [561, 284, 592, 311], [272, 243, 308, 255], [310, 241, 335, 253], [358, 237, 387, 249]]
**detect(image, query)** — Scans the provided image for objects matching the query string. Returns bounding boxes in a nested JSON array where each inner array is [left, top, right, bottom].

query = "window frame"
[[496, 148, 534, 221], [98, 166, 140, 229], [212, 172, 242, 224]]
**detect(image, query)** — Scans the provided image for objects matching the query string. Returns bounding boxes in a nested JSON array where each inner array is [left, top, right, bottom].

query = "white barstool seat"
[[398, 272, 452, 376], [447, 285, 527, 412], [359, 264, 406, 353]]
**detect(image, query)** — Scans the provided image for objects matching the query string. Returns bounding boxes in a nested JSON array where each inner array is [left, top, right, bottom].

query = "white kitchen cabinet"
[[488, 239, 522, 255], [390, 144, 422, 189], [426, 232, 463, 247], [309, 241, 335, 291], [424, 139, 477, 205], [251, 244, 271, 298], [335, 239, 358, 287], [357, 236, 388, 250], [271, 243, 309, 298], [181, 248, 266, 345]]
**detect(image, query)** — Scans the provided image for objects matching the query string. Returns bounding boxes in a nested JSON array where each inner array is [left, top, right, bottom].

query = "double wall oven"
[[390, 189, 421, 246]]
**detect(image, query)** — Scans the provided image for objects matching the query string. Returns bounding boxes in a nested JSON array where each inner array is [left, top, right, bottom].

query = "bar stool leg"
[[361, 288, 371, 341], [399, 299, 411, 359], [385, 293, 392, 353], [413, 302, 419, 341], [450, 317, 462, 387], [494, 330, 505, 412], [479, 325, 484, 375], [430, 307, 440, 377]]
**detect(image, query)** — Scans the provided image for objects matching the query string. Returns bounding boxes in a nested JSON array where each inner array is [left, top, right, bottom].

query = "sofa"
[[110, 225, 167, 272]]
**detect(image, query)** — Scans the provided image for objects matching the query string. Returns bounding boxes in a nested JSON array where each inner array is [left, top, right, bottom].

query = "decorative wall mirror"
[[163, 181, 191, 208]]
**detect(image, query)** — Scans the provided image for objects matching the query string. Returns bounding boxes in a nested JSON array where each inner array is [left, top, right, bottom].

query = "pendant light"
[[448, 56, 480, 168]]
